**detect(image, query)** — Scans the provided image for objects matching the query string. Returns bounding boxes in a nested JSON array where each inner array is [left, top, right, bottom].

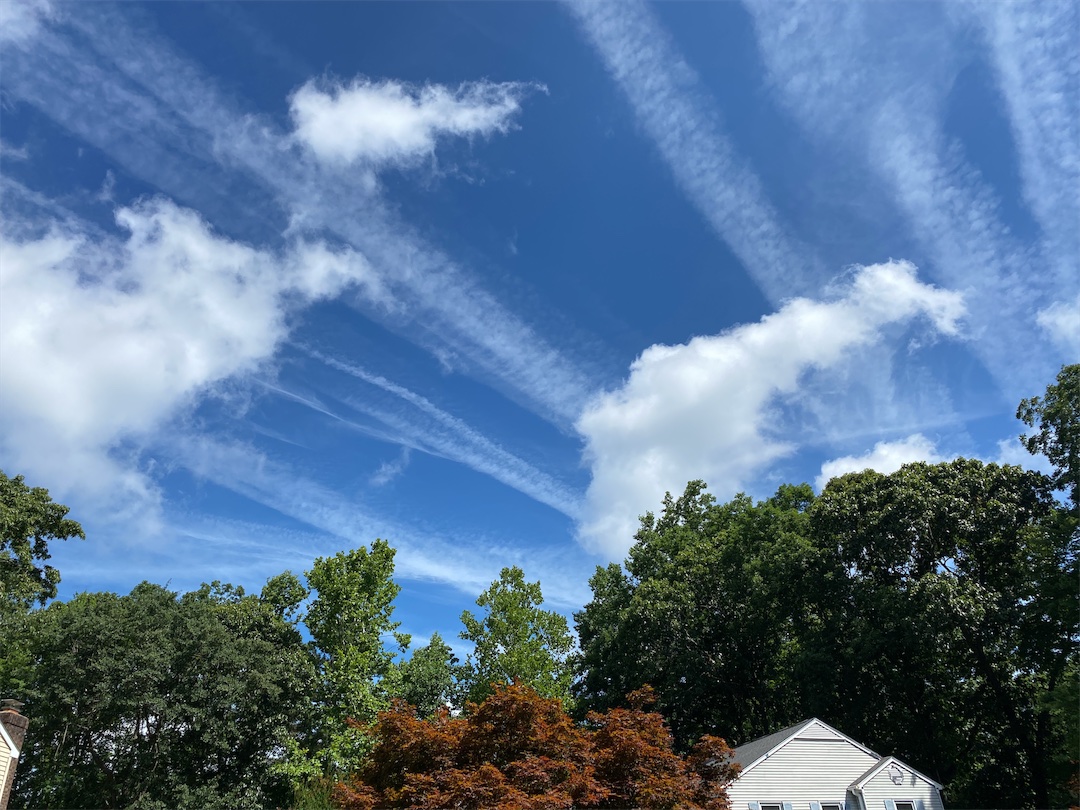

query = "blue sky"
[[1, 0, 1076, 653]]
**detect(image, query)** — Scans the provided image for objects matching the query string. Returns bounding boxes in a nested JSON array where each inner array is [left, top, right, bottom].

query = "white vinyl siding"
[[859, 764, 945, 810], [727, 737, 877, 808]]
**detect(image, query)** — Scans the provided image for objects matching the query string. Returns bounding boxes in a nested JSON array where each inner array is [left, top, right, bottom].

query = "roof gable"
[[851, 755, 944, 791], [732, 718, 879, 775]]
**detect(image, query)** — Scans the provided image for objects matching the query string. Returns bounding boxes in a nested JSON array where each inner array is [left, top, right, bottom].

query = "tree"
[[393, 632, 463, 718], [0, 470, 84, 615], [8, 580, 312, 810], [575, 462, 1078, 808], [812, 459, 1078, 808], [304, 540, 410, 776], [460, 566, 575, 707], [574, 482, 829, 748], [332, 682, 738, 810], [1018, 362, 1080, 510]]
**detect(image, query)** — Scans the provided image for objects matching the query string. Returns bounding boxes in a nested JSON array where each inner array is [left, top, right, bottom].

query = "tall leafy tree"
[[813, 459, 1078, 808], [9, 580, 312, 810], [1018, 362, 1079, 510], [393, 632, 463, 718], [0, 470, 84, 615], [304, 539, 410, 775], [574, 482, 830, 747], [460, 566, 575, 707]]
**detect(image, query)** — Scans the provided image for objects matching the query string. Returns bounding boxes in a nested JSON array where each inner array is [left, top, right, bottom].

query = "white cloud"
[[0, 198, 386, 523], [565, 0, 819, 302], [2, 4, 595, 427], [816, 433, 944, 491], [0, 0, 54, 45], [1036, 294, 1080, 356], [576, 260, 964, 558], [289, 78, 538, 167], [370, 447, 412, 487]]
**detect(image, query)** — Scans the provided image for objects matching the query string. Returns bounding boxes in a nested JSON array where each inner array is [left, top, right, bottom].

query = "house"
[[0, 701, 29, 810], [726, 718, 945, 810]]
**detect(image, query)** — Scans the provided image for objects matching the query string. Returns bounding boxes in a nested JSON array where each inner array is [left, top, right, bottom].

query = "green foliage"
[[394, 632, 464, 717], [575, 481, 826, 745], [460, 566, 575, 707], [7, 580, 312, 810], [304, 540, 410, 775], [0, 470, 84, 615], [1018, 362, 1080, 510], [576, 462, 1078, 808]]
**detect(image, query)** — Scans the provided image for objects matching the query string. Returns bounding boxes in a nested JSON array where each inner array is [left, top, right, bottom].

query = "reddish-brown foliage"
[[333, 682, 738, 810]]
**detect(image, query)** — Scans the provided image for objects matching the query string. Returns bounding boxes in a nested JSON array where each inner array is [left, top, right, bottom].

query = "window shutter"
[[885, 801, 897, 810], [810, 803, 822, 810], [748, 804, 760, 810], [782, 804, 794, 810]]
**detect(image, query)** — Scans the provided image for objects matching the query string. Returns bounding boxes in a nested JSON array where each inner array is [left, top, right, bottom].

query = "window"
[[760, 805, 782, 810], [894, 803, 916, 810], [821, 805, 842, 810]]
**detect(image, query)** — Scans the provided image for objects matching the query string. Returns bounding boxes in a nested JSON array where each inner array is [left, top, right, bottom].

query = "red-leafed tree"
[[332, 682, 737, 810]]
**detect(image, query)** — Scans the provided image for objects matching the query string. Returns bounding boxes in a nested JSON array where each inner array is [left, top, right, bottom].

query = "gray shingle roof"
[[731, 718, 816, 769]]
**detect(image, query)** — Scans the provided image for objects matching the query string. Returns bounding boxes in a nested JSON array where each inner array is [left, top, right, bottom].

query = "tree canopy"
[[460, 566, 576, 707], [1018, 362, 1079, 510], [0, 470, 84, 615], [8, 581, 312, 810]]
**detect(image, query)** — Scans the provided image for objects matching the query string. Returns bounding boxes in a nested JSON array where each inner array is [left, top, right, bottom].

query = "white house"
[[726, 718, 945, 810]]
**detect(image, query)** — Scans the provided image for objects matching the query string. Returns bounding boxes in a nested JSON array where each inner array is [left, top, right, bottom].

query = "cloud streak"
[[744, 0, 1069, 394], [565, 0, 821, 302]]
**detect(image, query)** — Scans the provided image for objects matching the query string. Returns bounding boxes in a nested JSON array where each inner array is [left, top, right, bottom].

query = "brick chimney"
[[0, 700, 28, 810]]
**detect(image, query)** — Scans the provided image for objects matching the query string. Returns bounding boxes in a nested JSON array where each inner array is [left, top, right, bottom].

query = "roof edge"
[[850, 754, 944, 791]]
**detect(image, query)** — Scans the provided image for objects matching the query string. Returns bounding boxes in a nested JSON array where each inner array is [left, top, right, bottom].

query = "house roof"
[[850, 754, 944, 791], [732, 717, 879, 774], [732, 719, 815, 769]]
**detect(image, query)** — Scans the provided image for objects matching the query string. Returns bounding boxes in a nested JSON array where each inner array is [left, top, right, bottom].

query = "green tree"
[[304, 540, 410, 775], [460, 566, 575, 707], [1018, 362, 1080, 510], [8, 580, 312, 810], [394, 632, 463, 718], [574, 482, 829, 747], [0, 470, 84, 615], [812, 459, 1078, 808]]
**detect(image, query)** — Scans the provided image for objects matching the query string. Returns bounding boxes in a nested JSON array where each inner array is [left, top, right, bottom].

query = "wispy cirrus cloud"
[[969, 0, 1079, 293], [2, 2, 599, 429], [744, 0, 1069, 395], [172, 437, 593, 609], [290, 78, 541, 168], [577, 260, 964, 558], [564, 0, 821, 302], [310, 351, 584, 519]]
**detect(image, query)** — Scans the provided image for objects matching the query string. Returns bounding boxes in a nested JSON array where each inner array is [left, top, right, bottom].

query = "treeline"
[[1, 366, 1077, 809]]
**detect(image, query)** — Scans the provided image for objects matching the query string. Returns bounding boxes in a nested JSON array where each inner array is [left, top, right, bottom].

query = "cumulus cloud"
[[1036, 294, 1080, 356], [576, 260, 965, 558], [815, 433, 944, 491], [289, 78, 539, 167], [0, 198, 387, 524]]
